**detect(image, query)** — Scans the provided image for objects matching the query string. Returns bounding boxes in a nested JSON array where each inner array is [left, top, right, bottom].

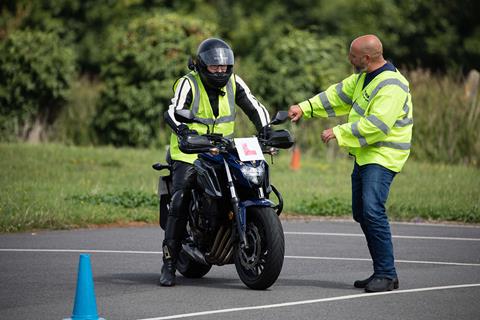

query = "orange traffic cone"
[[290, 145, 301, 171]]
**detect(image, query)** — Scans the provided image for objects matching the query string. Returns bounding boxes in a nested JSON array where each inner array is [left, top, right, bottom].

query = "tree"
[[93, 13, 215, 147], [244, 28, 350, 109], [0, 30, 76, 142]]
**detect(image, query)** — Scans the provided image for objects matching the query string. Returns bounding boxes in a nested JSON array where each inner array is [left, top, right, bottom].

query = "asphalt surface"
[[1, 219, 479, 320]]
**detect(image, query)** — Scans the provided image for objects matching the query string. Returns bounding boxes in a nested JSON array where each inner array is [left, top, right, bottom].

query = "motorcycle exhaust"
[[182, 242, 209, 265], [209, 225, 226, 256], [206, 225, 233, 265], [216, 235, 233, 265]]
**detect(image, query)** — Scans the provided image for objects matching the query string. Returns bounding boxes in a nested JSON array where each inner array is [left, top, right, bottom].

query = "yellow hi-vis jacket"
[[169, 71, 237, 164], [298, 69, 413, 172]]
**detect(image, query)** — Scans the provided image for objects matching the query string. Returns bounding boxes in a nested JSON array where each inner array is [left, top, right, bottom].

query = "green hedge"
[[0, 29, 76, 142], [248, 29, 350, 108], [93, 13, 215, 147], [408, 70, 480, 166], [238, 29, 350, 152]]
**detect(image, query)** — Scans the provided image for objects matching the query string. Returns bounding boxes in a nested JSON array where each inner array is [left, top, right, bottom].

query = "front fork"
[[223, 159, 249, 249], [223, 159, 275, 250]]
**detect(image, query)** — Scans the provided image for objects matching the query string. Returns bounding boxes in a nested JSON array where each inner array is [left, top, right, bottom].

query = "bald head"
[[349, 34, 386, 73]]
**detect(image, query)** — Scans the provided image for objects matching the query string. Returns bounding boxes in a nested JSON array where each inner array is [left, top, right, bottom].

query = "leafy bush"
[[408, 69, 480, 166], [0, 29, 76, 142], [238, 28, 350, 152], [1, 0, 146, 73], [51, 76, 103, 145], [246, 28, 350, 108], [93, 13, 215, 147]]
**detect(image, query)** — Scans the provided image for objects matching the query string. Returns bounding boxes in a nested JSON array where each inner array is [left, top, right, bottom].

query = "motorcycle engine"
[[198, 195, 221, 231]]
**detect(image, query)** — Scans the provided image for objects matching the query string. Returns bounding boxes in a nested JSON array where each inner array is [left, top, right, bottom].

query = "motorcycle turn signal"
[[209, 147, 220, 155]]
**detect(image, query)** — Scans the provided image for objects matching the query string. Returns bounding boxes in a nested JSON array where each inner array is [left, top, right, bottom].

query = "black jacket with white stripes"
[[164, 73, 270, 135]]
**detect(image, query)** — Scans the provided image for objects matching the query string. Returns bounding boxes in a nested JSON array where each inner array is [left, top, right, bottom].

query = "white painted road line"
[[284, 231, 480, 241], [284, 256, 480, 267], [1, 249, 480, 267], [0, 248, 162, 254], [136, 283, 480, 320]]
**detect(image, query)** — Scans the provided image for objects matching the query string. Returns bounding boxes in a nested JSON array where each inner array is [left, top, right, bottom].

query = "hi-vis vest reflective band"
[[298, 70, 413, 172], [169, 71, 237, 164]]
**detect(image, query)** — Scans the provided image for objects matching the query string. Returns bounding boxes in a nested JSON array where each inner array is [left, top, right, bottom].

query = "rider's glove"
[[177, 124, 198, 139], [258, 125, 272, 140]]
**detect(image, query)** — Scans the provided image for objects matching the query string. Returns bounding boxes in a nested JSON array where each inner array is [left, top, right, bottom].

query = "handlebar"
[[152, 163, 171, 171], [179, 131, 292, 156]]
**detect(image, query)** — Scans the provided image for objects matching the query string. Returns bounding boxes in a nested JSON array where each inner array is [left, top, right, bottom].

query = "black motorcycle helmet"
[[194, 38, 234, 89]]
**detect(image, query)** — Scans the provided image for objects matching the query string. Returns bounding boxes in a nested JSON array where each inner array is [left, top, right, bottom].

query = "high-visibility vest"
[[169, 71, 237, 164], [299, 70, 413, 172]]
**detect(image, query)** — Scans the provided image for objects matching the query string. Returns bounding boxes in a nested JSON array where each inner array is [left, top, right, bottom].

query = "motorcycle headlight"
[[240, 164, 265, 185]]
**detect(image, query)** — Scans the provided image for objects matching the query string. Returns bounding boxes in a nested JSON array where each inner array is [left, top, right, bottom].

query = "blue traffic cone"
[[65, 254, 105, 320]]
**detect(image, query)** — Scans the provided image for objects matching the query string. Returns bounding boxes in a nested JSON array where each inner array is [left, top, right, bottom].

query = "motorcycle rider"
[[161, 38, 272, 286]]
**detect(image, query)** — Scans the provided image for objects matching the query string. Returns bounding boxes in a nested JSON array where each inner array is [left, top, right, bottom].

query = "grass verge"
[[0, 143, 478, 232]]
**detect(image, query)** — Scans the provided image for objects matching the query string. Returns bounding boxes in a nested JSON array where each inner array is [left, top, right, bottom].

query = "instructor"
[[288, 34, 413, 292]]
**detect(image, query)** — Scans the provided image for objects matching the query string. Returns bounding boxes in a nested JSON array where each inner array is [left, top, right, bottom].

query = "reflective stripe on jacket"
[[298, 70, 413, 172], [169, 71, 236, 163]]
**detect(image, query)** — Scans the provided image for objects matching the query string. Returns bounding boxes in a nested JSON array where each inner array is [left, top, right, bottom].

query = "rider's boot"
[[159, 240, 180, 286]]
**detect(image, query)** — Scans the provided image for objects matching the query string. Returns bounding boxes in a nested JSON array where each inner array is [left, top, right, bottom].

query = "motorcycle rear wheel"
[[234, 206, 285, 290]]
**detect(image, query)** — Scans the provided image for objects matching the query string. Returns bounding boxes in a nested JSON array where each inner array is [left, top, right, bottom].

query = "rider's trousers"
[[163, 161, 197, 244]]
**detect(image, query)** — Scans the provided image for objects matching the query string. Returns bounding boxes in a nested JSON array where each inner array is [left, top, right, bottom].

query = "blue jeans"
[[351, 162, 397, 279]]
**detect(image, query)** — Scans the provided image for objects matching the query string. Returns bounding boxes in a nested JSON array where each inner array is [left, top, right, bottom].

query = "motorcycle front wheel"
[[234, 206, 285, 290]]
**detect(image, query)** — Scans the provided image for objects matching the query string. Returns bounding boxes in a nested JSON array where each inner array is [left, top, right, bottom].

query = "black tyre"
[[234, 207, 285, 290], [159, 194, 170, 230], [177, 249, 212, 278]]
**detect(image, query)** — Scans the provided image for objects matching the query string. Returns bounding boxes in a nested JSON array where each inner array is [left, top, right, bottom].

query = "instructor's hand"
[[288, 105, 303, 122], [321, 128, 336, 143]]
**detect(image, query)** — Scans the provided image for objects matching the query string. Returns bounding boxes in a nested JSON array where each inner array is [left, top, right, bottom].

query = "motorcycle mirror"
[[174, 110, 195, 123], [270, 111, 289, 125]]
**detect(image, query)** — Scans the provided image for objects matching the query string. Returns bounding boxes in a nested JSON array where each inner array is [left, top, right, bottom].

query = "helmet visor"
[[198, 48, 234, 66]]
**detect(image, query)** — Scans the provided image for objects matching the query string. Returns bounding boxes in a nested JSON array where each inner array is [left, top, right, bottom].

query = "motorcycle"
[[153, 110, 294, 290]]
